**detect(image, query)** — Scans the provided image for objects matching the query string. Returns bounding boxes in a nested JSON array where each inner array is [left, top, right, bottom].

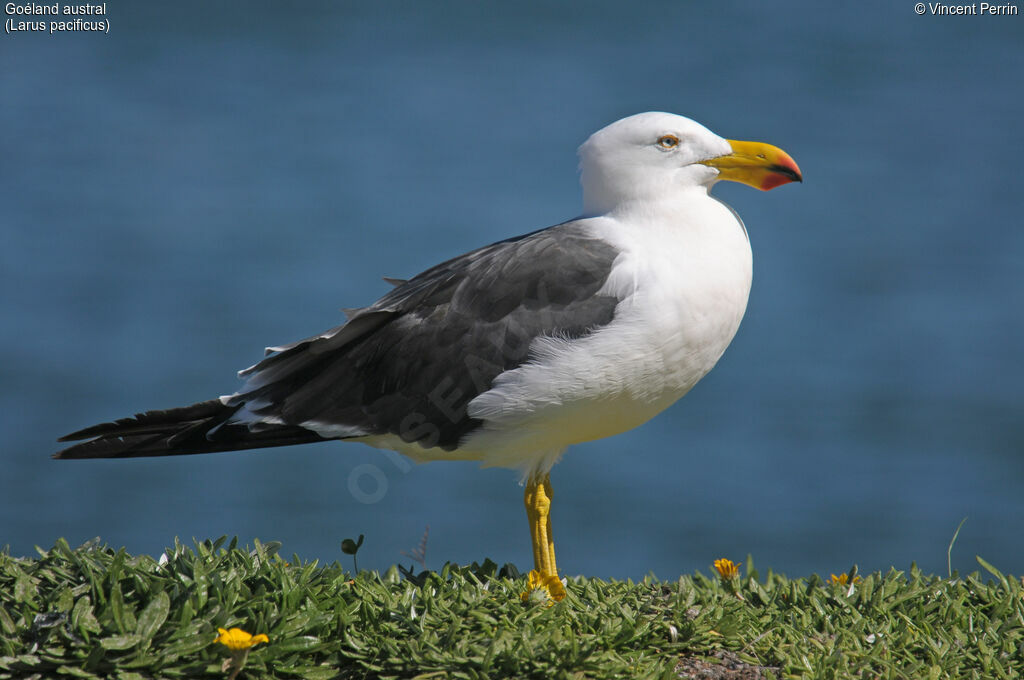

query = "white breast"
[[462, 190, 753, 473]]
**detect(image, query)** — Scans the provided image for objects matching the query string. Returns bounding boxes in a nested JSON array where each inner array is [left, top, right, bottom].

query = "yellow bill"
[[700, 139, 802, 191]]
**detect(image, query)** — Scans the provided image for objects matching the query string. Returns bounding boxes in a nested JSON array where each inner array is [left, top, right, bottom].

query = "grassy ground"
[[1, 538, 1022, 679]]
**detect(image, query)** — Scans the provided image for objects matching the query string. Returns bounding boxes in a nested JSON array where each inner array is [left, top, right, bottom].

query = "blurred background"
[[2, 1, 1022, 580]]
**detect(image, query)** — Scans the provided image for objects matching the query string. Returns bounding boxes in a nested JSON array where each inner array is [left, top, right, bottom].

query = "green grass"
[[1, 538, 1022, 679]]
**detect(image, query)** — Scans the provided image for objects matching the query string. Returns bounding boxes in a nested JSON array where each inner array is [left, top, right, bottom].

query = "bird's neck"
[[582, 185, 713, 222]]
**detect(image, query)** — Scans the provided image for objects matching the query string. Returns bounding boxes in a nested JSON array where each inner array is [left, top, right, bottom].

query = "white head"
[[578, 112, 801, 216]]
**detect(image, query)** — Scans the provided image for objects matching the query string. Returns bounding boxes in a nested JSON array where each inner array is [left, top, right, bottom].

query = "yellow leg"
[[524, 472, 565, 601]]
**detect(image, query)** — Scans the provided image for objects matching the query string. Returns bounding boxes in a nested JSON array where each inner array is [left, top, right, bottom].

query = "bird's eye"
[[657, 135, 679, 149]]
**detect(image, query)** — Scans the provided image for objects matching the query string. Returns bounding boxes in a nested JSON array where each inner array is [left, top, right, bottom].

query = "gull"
[[56, 112, 801, 599]]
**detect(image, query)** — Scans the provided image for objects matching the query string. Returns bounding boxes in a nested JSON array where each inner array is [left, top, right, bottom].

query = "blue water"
[[2, 1, 1022, 581]]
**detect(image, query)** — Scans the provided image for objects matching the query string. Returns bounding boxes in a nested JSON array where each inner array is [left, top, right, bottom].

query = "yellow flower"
[[828, 573, 862, 586], [520, 570, 566, 603], [714, 558, 739, 580], [214, 627, 269, 651]]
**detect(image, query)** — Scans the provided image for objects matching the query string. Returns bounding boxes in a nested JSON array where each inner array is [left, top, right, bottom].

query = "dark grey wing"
[[236, 221, 622, 450]]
